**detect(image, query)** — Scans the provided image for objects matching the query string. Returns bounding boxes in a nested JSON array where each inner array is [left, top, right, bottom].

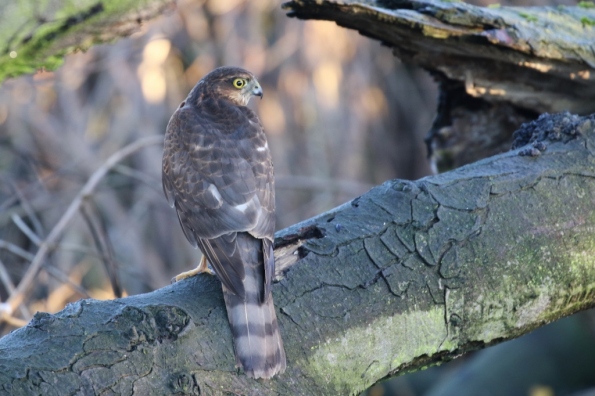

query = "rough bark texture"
[[0, 0, 173, 82], [1, 113, 595, 395], [283, 0, 595, 171]]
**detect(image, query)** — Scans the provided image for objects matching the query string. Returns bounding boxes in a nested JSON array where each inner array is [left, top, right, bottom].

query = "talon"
[[172, 256, 213, 283]]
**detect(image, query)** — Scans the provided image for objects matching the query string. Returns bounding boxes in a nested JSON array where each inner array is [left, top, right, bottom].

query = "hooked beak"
[[251, 82, 263, 99]]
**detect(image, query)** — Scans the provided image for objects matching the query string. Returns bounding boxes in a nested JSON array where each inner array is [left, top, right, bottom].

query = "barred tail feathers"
[[221, 234, 286, 379]]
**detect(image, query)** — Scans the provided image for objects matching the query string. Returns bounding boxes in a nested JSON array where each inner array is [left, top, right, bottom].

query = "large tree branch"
[[283, 0, 595, 171], [1, 113, 594, 395], [284, 0, 595, 114]]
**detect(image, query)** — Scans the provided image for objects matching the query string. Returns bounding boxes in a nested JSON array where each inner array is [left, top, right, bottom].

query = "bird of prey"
[[162, 66, 286, 379]]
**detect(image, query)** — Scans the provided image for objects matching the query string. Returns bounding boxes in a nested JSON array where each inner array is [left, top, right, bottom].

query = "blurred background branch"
[[0, 135, 161, 325]]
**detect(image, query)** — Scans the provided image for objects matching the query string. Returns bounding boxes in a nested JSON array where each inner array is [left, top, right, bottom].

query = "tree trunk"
[[284, 0, 595, 171], [1, 113, 594, 395]]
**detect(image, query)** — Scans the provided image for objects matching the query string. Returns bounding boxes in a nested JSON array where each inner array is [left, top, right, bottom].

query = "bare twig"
[[94, 206, 122, 298], [8, 180, 45, 238], [0, 135, 163, 324], [0, 239, 35, 261], [11, 214, 72, 302], [0, 259, 17, 295], [0, 238, 103, 260], [0, 259, 32, 321], [80, 201, 122, 298], [11, 214, 43, 246], [113, 164, 162, 192], [52, 243, 103, 258], [0, 238, 90, 311]]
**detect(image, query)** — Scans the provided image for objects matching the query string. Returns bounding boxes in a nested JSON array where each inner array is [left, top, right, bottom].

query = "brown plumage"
[[162, 66, 286, 379]]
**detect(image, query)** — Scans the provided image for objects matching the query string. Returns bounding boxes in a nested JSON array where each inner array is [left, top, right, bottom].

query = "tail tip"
[[244, 363, 286, 379], [239, 354, 287, 379]]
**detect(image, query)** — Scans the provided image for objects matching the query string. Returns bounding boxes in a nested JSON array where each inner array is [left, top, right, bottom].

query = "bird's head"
[[196, 66, 263, 106]]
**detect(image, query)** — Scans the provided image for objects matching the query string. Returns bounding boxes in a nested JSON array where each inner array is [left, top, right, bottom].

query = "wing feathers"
[[198, 237, 245, 297], [263, 239, 274, 299], [162, 105, 273, 240]]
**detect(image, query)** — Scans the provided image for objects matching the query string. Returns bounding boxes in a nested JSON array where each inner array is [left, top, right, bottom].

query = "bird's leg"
[[172, 255, 214, 283]]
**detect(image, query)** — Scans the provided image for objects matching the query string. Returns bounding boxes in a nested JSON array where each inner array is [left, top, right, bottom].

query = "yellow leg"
[[172, 255, 214, 283]]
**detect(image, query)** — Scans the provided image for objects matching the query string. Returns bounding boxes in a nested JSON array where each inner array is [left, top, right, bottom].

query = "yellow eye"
[[233, 78, 246, 89]]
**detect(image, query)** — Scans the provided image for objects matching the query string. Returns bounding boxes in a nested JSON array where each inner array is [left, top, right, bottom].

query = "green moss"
[[581, 17, 595, 26], [457, 169, 595, 345], [578, 1, 595, 9], [518, 11, 538, 22], [485, 237, 593, 337], [0, 0, 166, 82], [301, 307, 448, 394]]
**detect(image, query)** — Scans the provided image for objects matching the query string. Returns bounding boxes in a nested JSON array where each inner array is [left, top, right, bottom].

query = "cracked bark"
[[283, 0, 595, 171], [1, 113, 595, 395]]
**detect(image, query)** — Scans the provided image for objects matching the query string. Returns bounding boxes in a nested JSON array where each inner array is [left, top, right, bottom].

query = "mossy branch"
[[0, 0, 173, 82]]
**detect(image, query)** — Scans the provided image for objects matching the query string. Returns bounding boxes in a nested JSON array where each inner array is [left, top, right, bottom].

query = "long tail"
[[221, 234, 286, 379]]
